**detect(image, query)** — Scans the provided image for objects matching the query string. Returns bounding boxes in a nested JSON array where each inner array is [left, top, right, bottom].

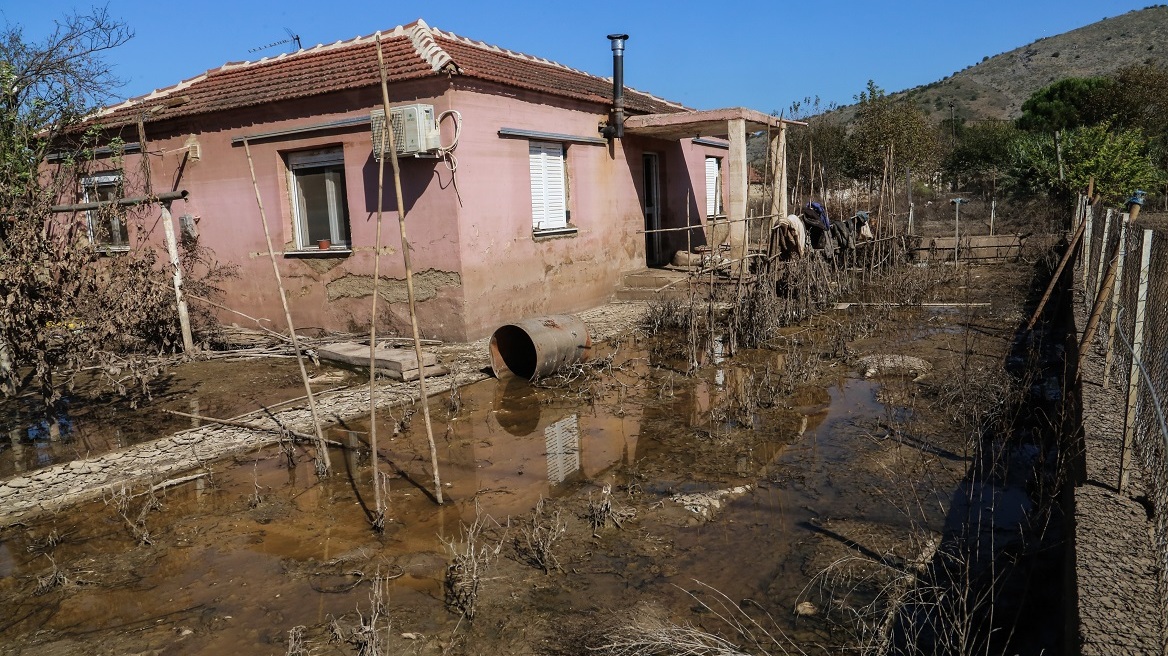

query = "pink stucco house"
[[74, 20, 791, 342]]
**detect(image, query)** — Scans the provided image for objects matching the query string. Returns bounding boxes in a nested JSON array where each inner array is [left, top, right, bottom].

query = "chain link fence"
[[1076, 196, 1168, 647]]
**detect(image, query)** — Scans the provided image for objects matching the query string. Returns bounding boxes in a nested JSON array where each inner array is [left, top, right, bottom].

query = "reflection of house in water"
[[544, 415, 581, 486]]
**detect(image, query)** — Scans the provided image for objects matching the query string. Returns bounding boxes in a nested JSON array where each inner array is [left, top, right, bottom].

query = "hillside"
[[863, 5, 1168, 122]]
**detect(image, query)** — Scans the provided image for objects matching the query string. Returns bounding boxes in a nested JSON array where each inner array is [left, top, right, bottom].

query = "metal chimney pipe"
[[607, 33, 628, 139]]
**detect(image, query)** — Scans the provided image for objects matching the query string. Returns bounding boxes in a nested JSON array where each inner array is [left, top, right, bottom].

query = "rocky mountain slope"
[[864, 5, 1168, 122]]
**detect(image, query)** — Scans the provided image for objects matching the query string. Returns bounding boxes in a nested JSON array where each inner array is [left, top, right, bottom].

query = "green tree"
[[1009, 123, 1160, 204], [1016, 76, 1117, 133], [946, 120, 1022, 197], [848, 80, 942, 178]]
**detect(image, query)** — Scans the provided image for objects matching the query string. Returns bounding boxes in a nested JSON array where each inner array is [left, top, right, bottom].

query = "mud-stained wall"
[[89, 78, 469, 340], [326, 269, 461, 303]]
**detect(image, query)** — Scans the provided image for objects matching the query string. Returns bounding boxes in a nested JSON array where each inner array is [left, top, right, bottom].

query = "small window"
[[705, 156, 724, 218], [82, 173, 129, 251], [288, 148, 350, 250], [529, 141, 569, 232]]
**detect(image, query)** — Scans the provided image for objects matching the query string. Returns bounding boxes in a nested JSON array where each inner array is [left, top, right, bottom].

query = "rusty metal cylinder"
[[489, 315, 591, 381]]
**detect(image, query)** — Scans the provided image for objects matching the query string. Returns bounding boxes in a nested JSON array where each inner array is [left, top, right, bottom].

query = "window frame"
[[529, 140, 575, 237], [287, 147, 351, 252], [81, 172, 130, 252]]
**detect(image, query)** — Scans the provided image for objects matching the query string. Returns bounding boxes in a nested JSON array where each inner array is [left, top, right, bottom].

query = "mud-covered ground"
[[0, 258, 1062, 655]]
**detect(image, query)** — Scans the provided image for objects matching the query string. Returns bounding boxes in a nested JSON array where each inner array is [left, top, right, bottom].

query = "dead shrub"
[[442, 510, 499, 620], [586, 484, 636, 535], [514, 496, 566, 574]]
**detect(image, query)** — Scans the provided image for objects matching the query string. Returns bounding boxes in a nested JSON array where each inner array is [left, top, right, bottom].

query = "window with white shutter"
[[705, 156, 723, 218], [529, 141, 568, 232]]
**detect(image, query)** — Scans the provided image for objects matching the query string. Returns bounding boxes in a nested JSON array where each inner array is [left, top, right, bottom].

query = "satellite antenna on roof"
[[247, 28, 302, 54]]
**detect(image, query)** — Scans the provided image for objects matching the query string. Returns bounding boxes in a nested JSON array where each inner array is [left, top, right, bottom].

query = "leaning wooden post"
[[137, 117, 195, 353], [1103, 214, 1131, 388], [1118, 228, 1154, 494], [376, 36, 443, 505], [160, 202, 195, 353], [1025, 208, 1088, 331], [242, 138, 331, 476]]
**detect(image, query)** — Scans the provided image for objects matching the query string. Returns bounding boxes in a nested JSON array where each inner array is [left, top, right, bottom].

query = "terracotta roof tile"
[[88, 19, 684, 128], [432, 32, 682, 114]]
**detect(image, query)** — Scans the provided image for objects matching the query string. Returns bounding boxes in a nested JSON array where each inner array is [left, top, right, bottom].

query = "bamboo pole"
[[793, 149, 804, 210], [807, 141, 815, 201], [242, 138, 332, 476], [376, 36, 443, 505], [162, 409, 343, 447], [365, 40, 393, 528]]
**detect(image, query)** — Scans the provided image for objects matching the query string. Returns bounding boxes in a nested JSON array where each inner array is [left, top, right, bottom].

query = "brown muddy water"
[[0, 266, 1051, 655]]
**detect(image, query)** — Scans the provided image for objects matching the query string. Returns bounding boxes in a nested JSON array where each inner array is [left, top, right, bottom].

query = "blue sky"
[[2, 1, 1155, 114]]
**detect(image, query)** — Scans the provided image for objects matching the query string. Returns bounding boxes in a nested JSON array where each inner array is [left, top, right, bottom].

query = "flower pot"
[[317, 239, 331, 250]]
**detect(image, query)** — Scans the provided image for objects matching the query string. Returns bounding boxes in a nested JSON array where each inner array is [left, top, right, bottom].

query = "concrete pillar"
[[727, 118, 748, 274]]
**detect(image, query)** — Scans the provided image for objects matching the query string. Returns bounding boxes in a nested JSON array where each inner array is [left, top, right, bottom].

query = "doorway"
[[642, 153, 662, 266]]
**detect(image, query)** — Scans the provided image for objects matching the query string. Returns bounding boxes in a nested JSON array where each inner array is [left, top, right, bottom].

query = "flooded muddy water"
[[0, 264, 1056, 655], [0, 360, 360, 479]]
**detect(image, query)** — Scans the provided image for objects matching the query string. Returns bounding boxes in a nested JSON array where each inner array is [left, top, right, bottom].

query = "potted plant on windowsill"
[[318, 239, 331, 250]]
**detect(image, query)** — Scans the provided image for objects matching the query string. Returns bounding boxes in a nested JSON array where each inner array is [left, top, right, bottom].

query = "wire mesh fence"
[[1076, 194, 1168, 647]]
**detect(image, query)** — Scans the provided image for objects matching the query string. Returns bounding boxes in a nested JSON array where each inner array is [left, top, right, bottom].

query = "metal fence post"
[[1119, 229, 1154, 494]]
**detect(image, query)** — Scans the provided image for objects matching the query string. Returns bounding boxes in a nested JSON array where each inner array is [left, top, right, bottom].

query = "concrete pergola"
[[624, 107, 804, 272]]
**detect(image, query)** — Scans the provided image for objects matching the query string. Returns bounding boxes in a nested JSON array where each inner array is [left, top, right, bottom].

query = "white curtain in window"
[[530, 141, 567, 230]]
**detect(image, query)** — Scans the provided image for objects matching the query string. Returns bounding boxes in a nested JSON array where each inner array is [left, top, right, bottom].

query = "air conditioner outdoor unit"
[[371, 104, 440, 158]]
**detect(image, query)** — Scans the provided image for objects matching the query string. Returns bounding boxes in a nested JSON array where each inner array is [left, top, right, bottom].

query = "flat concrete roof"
[[624, 107, 805, 140]]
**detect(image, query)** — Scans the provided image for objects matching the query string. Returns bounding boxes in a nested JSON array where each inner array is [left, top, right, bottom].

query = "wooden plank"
[[396, 364, 449, 382], [317, 341, 437, 373]]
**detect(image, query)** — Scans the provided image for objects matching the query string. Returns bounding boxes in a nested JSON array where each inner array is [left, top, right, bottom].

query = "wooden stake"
[[242, 138, 332, 476], [1119, 229, 1154, 493], [137, 118, 194, 354], [1094, 209, 1113, 299], [1103, 214, 1130, 388], [1082, 202, 1095, 280], [376, 36, 443, 505], [160, 202, 195, 354], [1077, 244, 1123, 377]]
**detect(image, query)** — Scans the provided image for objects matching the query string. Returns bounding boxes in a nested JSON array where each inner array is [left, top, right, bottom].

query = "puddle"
[[0, 285, 1046, 653], [0, 360, 358, 479]]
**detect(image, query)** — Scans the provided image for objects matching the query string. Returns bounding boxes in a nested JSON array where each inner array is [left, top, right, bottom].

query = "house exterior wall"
[[76, 76, 727, 343], [87, 78, 469, 340], [446, 80, 727, 340]]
